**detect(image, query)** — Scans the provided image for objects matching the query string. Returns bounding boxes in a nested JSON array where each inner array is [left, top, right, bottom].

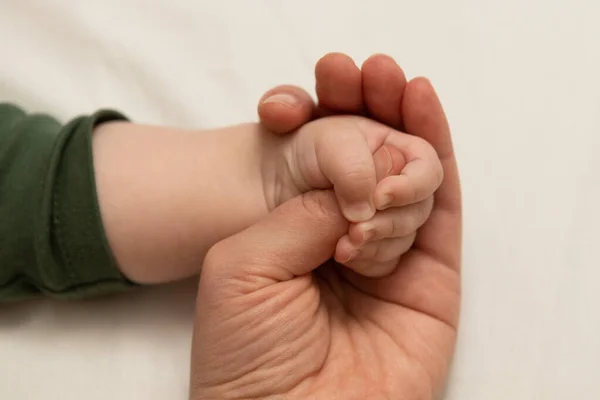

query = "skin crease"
[[93, 53, 440, 285], [91, 51, 458, 399], [259, 53, 439, 280], [93, 115, 440, 284], [266, 114, 442, 277], [190, 65, 462, 399]]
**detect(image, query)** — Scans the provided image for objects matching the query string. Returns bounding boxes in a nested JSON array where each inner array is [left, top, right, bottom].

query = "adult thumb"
[[202, 190, 348, 286]]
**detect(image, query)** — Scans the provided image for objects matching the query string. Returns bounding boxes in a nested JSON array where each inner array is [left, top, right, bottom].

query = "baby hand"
[[268, 114, 442, 277]]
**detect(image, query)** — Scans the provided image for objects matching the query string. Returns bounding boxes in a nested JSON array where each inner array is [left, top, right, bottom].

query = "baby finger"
[[348, 196, 434, 245]]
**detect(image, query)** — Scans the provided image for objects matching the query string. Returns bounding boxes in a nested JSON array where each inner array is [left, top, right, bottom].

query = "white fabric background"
[[1, 0, 599, 398]]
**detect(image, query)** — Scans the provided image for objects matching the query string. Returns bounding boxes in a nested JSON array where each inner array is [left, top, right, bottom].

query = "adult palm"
[[190, 78, 461, 400]]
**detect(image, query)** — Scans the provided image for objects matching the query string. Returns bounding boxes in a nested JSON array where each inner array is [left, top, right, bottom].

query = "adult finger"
[[362, 54, 407, 129], [403, 78, 462, 271], [258, 85, 316, 134], [315, 52, 363, 115], [334, 78, 462, 329], [203, 190, 347, 287]]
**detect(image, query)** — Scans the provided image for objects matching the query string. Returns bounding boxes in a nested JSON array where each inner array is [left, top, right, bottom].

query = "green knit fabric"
[[0, 103, 134, 301]]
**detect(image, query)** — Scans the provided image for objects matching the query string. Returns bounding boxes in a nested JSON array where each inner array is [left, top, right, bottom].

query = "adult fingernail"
[[261, 93, 298, 108], [344, 202, 375, 223]]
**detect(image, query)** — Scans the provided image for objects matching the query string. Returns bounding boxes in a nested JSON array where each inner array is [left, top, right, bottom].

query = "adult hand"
[[257, 53, 442, 281], [258, 52, 408, 133], [190, 80, 461, 399]]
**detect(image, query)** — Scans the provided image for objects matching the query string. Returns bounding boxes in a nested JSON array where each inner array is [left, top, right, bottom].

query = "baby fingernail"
[[344, 202, 375, 222], [345, 248, 360, 262], [375, 193, 392, 210], [261, 93, 298, 108], [361, 227, 376, 243]]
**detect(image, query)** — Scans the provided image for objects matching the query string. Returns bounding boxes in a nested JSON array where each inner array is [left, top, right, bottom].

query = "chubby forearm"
[[92, 121, 269, 284]]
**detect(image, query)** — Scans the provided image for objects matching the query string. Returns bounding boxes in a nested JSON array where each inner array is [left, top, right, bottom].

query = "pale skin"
[[92, 54, 441, 283], [91, 53, 460, 398], [189, 59, 462, 399], [259, 53, 439, 278]]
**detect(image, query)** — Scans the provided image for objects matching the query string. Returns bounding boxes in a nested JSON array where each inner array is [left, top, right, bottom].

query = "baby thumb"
[[202, 190, 348, 286]]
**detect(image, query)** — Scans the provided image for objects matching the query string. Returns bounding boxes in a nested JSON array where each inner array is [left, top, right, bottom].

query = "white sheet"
[[1, 0, 599, 398]]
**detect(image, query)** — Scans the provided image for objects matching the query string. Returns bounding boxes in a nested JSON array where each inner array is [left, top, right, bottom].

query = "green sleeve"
[[0, 103, 135, 302]]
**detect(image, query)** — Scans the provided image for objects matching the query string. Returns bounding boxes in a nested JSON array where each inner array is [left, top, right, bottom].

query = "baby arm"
[[93, 114, 441, 284], [0, 103, 437, 300], [92, 121, 272, 284]]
